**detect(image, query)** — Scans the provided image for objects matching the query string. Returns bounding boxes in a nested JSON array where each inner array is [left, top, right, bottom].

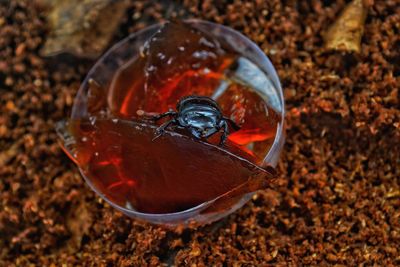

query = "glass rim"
[[70, 19, 285, 221]]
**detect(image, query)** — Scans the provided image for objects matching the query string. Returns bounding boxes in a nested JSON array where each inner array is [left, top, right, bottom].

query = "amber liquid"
[[70, 119, 274, 213], [69, 22, 280, 213]]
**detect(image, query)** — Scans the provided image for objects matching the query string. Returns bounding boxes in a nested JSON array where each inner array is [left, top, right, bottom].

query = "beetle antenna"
[[137, 109, 177, 121]]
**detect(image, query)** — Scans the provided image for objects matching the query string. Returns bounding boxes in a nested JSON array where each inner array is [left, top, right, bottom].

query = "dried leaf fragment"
[[41, 0, 129, 58], [66, 200, 93, 249], [0, 142, 20, 166], [324, 0, 368, 53]]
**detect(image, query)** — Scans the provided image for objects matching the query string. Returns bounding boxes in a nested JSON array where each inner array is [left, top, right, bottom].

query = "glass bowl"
[[57, 19, 285, 227]]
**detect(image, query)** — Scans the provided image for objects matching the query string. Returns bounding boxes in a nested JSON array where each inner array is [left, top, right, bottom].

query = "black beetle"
[[144, 96, 240, 145]]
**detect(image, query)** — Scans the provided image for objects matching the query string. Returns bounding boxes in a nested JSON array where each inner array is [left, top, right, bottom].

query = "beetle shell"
[[177, 97, 222, 138], [177, 95, 222, 112]]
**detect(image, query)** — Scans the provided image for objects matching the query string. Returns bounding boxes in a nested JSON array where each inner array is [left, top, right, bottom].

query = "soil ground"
[[0, 0, 399, 266]]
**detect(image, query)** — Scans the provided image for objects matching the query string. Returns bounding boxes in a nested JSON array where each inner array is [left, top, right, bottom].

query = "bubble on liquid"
[[89, 116, 97, 125], [202, 68, 210, 74], [157, 53, 166, 60], [192, 50, 216, 60], [199, 37, 215, 48], [146, 65, 156, 72]]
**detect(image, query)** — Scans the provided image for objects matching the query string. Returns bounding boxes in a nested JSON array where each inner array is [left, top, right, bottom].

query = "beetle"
[[142, 96, 240, 145]]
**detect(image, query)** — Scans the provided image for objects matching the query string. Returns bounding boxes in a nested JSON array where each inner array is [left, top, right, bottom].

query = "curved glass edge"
[[64, 20, 285, 226]]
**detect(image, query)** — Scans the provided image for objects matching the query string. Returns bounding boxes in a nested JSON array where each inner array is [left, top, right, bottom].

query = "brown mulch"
[[1, 0, 399, 266]]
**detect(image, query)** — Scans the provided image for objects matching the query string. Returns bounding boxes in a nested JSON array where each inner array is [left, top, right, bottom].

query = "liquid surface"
[[64, 21, 281, 214]]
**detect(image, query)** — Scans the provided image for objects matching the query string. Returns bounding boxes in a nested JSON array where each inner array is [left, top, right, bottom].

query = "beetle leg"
[[223, 117, 241, 131], [219, 120, 230, 146], [152, 109, 177, 121], [152, 119, 176, 141]]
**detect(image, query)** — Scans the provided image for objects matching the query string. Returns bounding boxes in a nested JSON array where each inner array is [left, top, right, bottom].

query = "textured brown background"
[[1, 0, 399, 266]]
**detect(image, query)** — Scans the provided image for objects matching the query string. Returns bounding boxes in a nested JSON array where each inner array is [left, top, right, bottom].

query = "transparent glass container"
[[57, 20, 285, 227]]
